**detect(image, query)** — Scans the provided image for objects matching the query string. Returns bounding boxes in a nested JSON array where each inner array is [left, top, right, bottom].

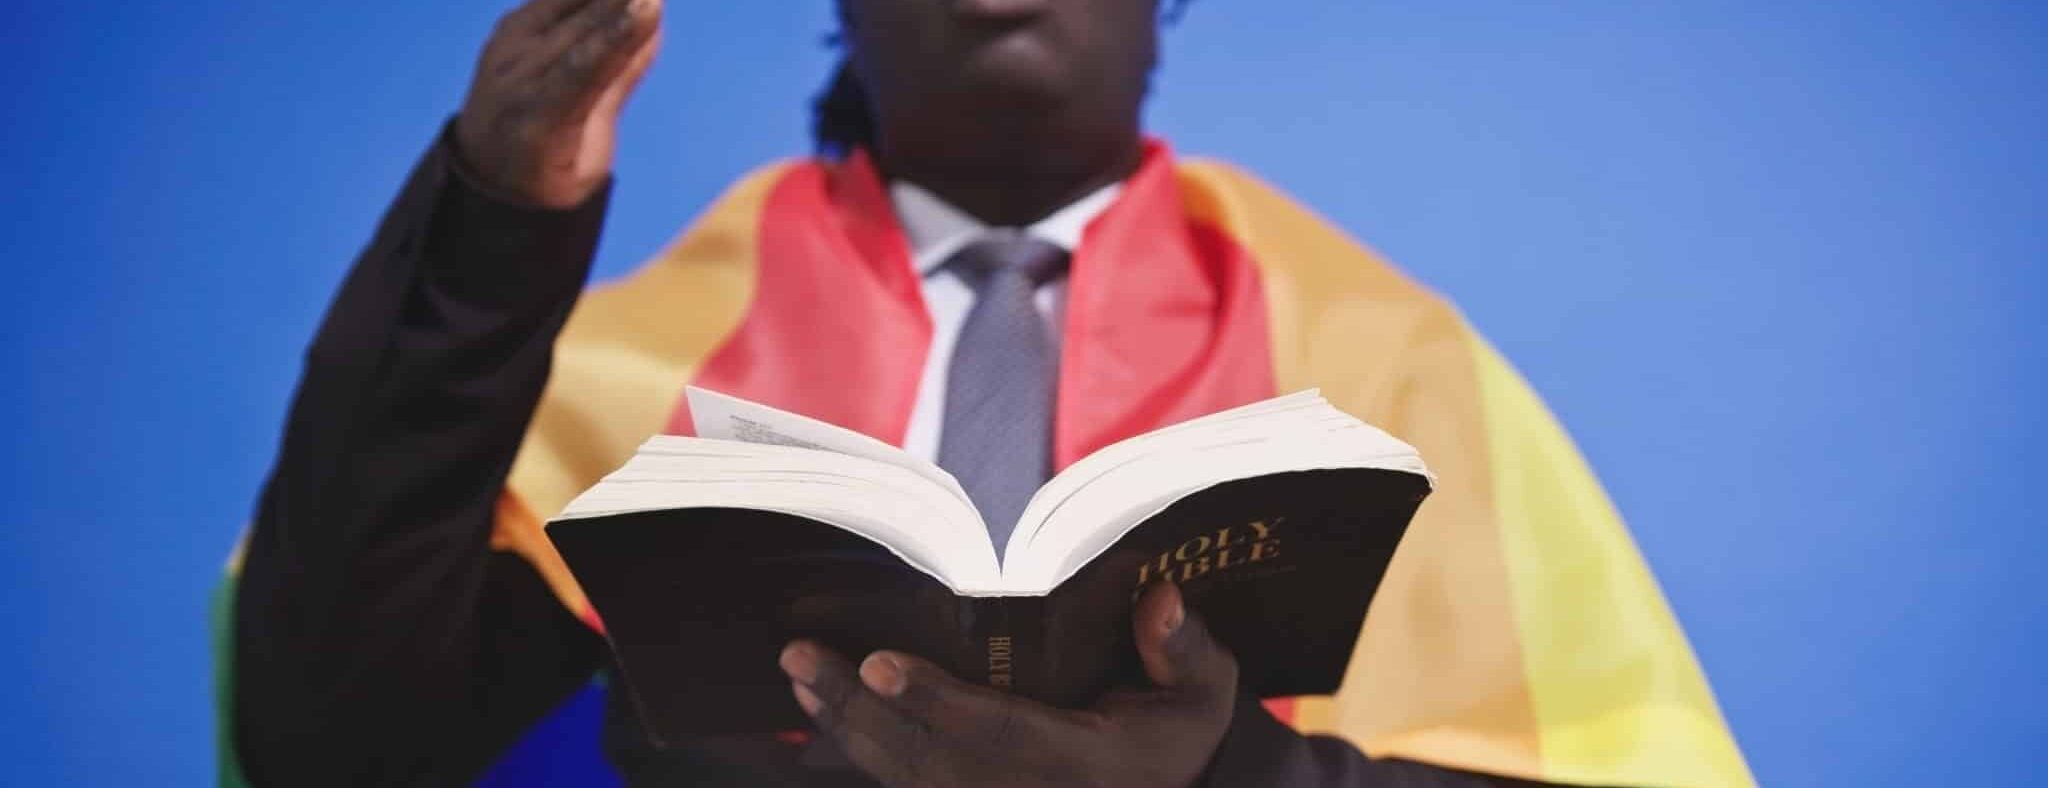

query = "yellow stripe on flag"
[[1175, 159, 1750, 787], [1178, 159, 1546, 777], [1468, 335, 1754, 788]]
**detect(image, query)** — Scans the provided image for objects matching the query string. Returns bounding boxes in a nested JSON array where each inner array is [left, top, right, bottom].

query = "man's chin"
[[951, 40, 1070, 109], [950, 69, 1067, 117]]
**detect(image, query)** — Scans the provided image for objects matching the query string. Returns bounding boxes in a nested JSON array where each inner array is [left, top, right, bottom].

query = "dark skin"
[[452, 1, 1232, 785], [455, 0, 662, 208], [837, 0, 1156, 225], [783, 582, 1237, 788], [453, 0, 1150, 224]]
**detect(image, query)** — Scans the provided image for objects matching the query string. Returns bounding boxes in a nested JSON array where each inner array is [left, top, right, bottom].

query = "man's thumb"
[[1133, 582, 1233, 690]]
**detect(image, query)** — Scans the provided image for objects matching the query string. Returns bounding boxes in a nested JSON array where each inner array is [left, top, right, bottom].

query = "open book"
[[548, 388, 1433, 742]]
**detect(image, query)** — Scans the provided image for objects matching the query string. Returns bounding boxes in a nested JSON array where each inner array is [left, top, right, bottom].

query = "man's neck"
[[876, 137, 1145, 228]]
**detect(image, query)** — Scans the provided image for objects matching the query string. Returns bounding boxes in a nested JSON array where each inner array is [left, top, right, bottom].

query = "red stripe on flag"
[[670, 157, 929, 441]]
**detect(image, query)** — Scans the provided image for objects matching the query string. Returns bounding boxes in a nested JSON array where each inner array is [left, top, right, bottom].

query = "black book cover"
[[548, 467, 1428, 746]]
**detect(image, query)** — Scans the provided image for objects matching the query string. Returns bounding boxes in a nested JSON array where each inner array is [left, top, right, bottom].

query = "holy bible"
[[546, 388, 1433, 744]]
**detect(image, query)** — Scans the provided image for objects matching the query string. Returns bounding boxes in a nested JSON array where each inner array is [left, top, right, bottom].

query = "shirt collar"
[[889, 180, 1124, 275]]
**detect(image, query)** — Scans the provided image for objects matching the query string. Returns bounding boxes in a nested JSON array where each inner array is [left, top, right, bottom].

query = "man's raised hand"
[[454, 0, 662, 208]]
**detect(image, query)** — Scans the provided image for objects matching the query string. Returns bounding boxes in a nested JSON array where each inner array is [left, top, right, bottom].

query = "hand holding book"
[[548, 388, 1431, 739], [778, 581, 1235, 788]]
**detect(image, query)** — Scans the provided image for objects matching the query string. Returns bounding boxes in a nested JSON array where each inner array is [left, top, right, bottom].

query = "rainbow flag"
[[215, 140, 1751, 787]]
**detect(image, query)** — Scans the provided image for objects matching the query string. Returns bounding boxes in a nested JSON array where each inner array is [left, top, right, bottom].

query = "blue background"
[[3, 2, 2042, 785]]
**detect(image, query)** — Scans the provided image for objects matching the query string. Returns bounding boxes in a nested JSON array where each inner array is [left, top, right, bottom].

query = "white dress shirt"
[[890, 180, 1123, 462]]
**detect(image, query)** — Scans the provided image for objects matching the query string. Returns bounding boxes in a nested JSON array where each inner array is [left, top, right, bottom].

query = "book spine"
[[964, 596, 1046, 698]]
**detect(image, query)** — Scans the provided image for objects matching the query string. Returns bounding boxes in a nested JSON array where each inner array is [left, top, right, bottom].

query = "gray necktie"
[[936, 230, 1069, 555]]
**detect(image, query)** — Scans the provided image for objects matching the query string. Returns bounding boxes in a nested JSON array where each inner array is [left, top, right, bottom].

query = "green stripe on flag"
[[211, 571, 249, 788]]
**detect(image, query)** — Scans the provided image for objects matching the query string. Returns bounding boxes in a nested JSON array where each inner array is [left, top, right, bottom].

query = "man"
[[221, 0, 1752, 785]]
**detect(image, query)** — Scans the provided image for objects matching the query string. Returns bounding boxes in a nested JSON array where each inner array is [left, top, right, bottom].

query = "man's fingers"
[[619, 24, 662, 91], [497, 0, 601, 35], [1133, 581, 1186, 685], [538, 0, 656, 62], [528, 0, 660, 116], [1132, 582, 1238, 698], [780, 640, 866, 732], [862, 651, 1075, 755], [781, 641, 943, 787], [589, 25, 661, 121]]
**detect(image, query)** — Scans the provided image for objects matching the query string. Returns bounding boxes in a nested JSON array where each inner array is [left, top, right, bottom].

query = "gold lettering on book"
[[987, 636, 1014, 688], [1135, 518, 1284, 587]]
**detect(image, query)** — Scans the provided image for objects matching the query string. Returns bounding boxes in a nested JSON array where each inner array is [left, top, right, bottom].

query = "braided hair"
[[812, 0, 1193, 158]]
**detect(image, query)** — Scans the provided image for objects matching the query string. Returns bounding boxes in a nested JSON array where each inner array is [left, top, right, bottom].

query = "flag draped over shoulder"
[[214, 140, 1751, 788]]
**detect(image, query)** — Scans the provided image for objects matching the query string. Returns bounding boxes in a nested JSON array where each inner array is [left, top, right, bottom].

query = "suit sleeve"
[[230, 123, 610, 786], [1201, 694, 1583, 787]]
